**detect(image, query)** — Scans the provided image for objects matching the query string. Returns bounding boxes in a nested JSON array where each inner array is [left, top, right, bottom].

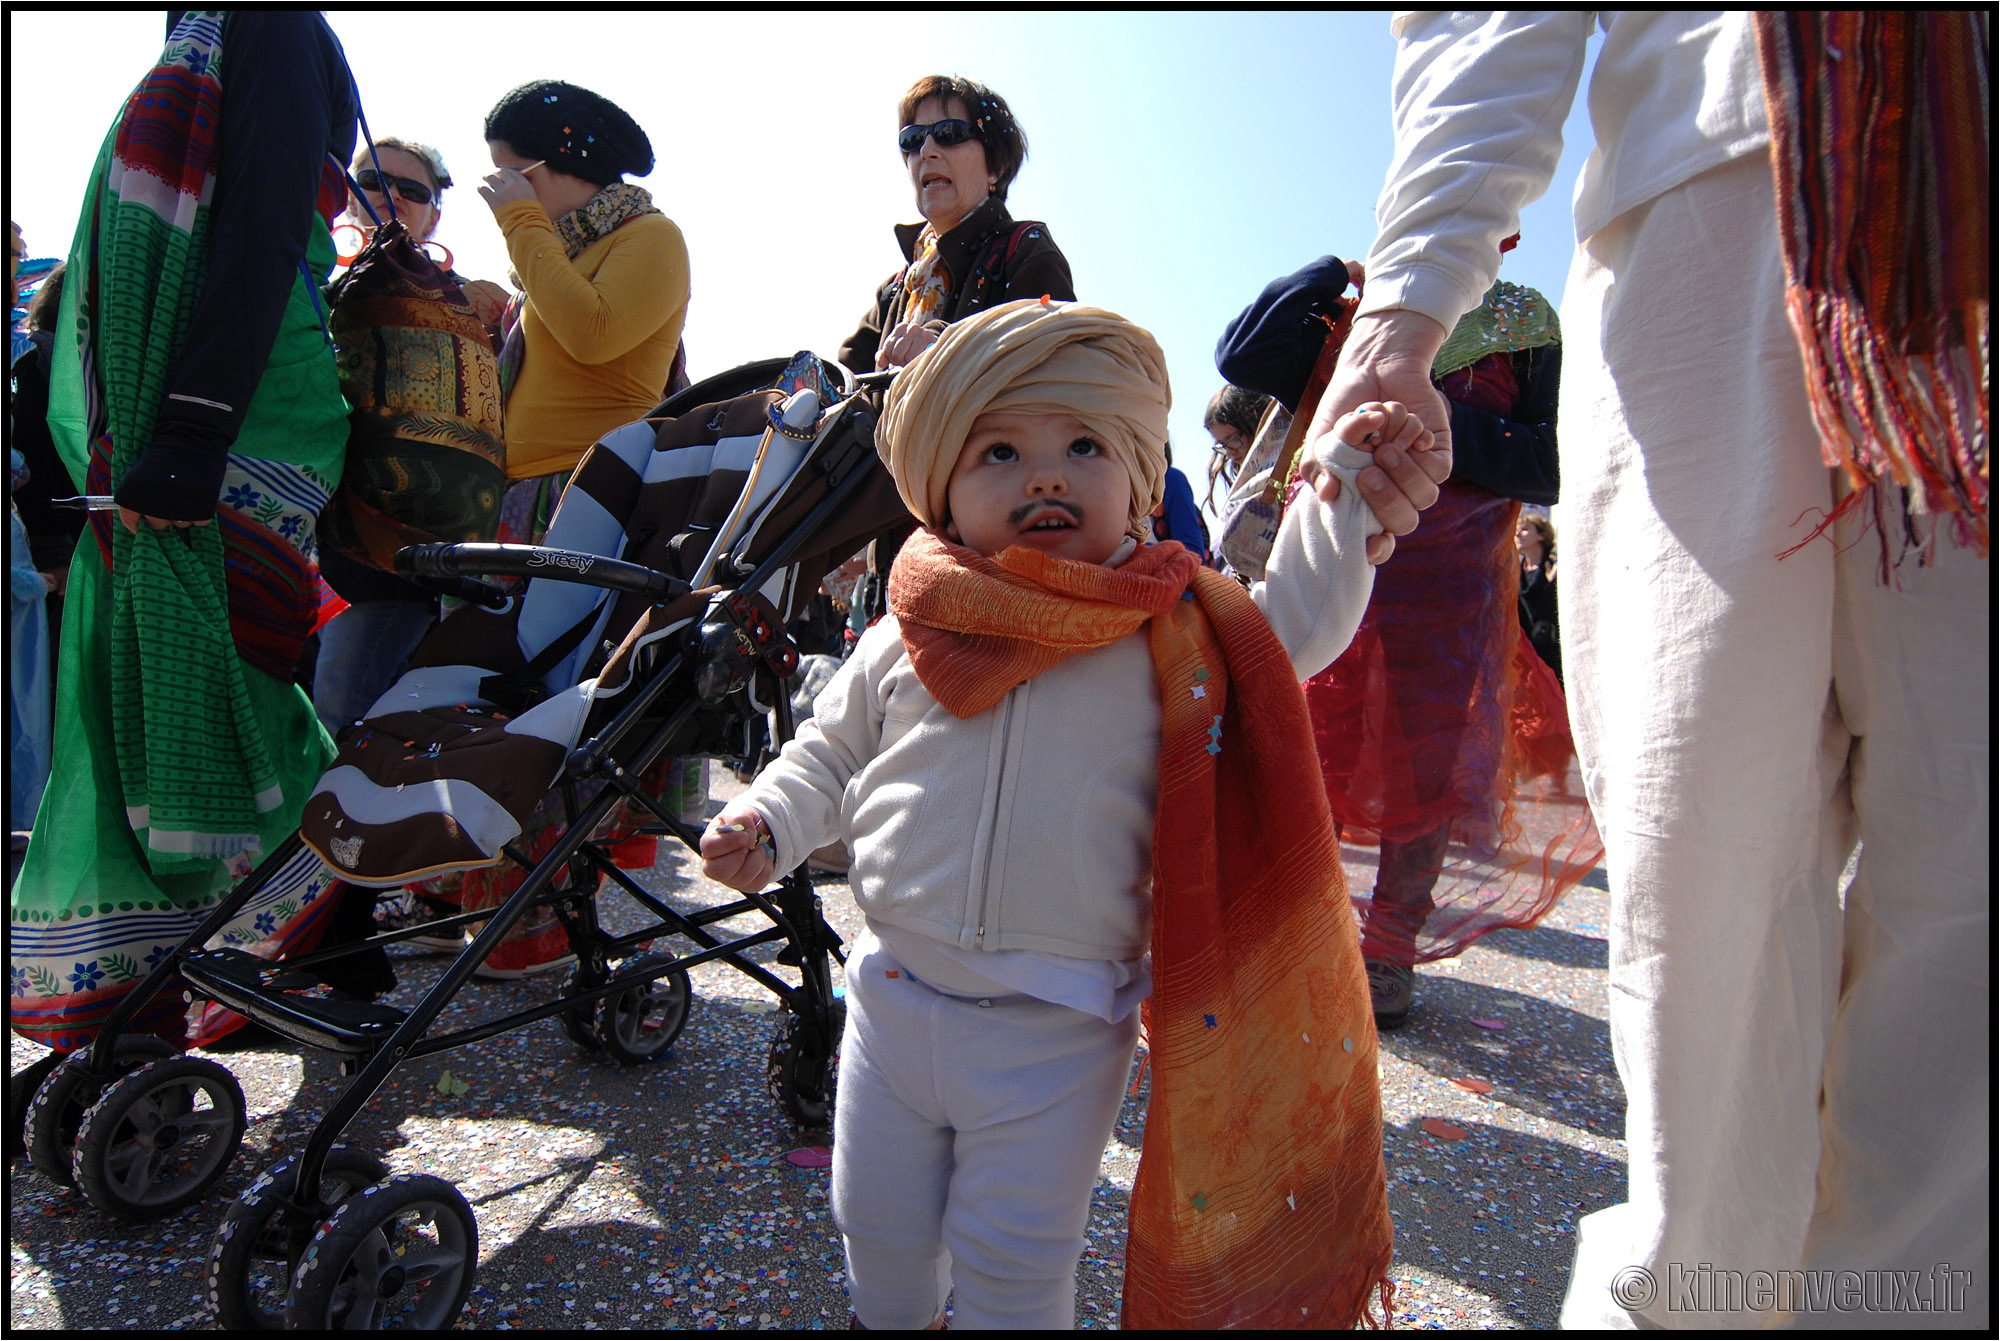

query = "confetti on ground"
[[9, 769, 1623, 1332]]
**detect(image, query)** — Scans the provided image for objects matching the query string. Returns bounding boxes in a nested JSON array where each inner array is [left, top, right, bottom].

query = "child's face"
[[944, 411, 1133, 564]]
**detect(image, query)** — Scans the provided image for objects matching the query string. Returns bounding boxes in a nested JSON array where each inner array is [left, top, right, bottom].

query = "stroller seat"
[[299, 354, 899, 887]]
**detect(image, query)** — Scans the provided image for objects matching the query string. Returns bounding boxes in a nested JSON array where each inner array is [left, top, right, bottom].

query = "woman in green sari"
[[10, 11, 362, 1051]]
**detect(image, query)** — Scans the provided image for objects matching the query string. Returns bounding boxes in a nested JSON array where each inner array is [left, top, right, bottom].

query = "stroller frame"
[[29, 359, 903, 1325]]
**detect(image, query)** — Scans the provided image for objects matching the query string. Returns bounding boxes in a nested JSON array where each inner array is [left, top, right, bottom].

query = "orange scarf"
[[890, 528, 1395, 1330]]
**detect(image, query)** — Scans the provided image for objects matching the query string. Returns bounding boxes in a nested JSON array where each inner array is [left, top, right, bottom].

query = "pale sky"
[[8, 9, 1597, 495]]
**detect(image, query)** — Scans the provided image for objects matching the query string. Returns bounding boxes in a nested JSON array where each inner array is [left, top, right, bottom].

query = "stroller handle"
[[395, 542, 694, 602]]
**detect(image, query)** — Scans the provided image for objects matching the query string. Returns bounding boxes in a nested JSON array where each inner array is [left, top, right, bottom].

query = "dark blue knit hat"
[[1214, 255, 1353, 412]]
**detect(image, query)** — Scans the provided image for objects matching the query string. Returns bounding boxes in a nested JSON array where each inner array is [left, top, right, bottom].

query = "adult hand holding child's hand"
[[700, 803, 776, 892], [1301, 400, 1435, 518], [1310, 310, 1454, 564]]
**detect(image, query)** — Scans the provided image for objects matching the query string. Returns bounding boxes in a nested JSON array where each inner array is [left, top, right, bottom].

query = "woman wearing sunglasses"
[[341, 137, 511, 342], [838, 75, 1075, 373], [316, 139, 515, 746]]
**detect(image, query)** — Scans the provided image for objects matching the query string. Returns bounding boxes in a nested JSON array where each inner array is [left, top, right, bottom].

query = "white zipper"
[[974, 686, 1018, 946]]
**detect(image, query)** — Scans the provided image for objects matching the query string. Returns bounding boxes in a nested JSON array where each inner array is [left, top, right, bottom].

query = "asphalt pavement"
[[9, 771, 1622, 1332]]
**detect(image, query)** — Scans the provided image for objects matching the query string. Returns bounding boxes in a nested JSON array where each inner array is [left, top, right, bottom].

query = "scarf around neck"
[[889, 527, 1395, 1328], [551, 180, 661, 258], [899, 223, 950, 327]]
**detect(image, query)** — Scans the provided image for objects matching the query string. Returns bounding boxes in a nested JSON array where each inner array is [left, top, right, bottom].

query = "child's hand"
[[1302, 401, 1436, 511], [700, 803, 777, 892]]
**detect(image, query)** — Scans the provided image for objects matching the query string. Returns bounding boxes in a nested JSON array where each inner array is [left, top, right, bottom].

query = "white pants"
[[1556, 153, 1989, 1330], [833, 937, 1140, 1330]]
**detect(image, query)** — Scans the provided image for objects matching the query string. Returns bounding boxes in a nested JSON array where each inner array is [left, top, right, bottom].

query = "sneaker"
[[1366, 958, 1415, 1031], [470, 951, 578, 981], [375, 891, 465, 953], [468, 911, 576, 981]]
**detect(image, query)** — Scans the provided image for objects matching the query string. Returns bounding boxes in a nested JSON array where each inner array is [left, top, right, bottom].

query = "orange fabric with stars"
[[889, 527, 1394, 1330]]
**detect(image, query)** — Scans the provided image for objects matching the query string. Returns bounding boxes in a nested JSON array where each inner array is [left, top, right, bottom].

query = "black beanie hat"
[[483, 80, 653, 187]]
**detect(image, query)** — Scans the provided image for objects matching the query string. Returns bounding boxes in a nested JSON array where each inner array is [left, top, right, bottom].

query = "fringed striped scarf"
[[889, 528, 1395, 1330], [83, 11, 284, 867], [1757, 11, 1991, 568]]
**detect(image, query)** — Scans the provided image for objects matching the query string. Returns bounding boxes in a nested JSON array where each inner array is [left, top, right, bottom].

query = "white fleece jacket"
[[741, 440, 1379, 961]]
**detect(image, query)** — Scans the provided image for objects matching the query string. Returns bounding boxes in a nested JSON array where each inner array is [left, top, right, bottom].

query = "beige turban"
[[877, 299, 1172, 532]]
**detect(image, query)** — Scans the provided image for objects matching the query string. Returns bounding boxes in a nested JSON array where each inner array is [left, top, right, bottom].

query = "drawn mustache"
[[1009, 499, 1084, 527]]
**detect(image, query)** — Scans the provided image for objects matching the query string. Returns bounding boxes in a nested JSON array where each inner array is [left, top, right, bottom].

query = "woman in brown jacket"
[[838, 75, 1075, 373]]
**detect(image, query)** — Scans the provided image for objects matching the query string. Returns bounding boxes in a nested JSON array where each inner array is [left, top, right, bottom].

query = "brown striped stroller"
[[17, 354, 910, 1329]]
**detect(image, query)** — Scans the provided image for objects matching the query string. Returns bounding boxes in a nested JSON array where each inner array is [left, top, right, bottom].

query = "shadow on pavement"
[[1475, 921, 1610, 971], [1384, 1114, 1625, 1326], [1380, 975, 1624, 1142]]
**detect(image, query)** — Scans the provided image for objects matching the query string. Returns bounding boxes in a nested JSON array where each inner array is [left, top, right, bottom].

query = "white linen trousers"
[[1555, 152, 1990, 1330], [831, 935, 1139, 1330]]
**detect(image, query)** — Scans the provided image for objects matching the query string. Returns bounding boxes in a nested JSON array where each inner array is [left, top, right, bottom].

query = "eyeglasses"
[[354, 169, 436, 206], [898, 118, 977, 156]]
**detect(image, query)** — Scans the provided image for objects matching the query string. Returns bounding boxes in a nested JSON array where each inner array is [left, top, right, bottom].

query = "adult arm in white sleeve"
[[1361, 11, 1592, 330]]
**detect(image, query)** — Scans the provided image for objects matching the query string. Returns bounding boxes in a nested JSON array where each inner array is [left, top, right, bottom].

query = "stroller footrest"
[[180, 948, 408, 1054]]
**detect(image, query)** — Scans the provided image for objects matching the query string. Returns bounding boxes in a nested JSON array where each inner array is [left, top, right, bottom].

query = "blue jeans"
[[313, 599, 437, 735]]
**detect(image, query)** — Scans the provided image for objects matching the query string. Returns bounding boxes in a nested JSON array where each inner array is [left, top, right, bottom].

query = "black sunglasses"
[[355, 168, 436, 206], [898, 118, 978, 156]]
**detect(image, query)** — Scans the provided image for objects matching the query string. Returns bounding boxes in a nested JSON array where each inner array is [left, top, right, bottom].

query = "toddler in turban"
[[703, 299, 1422, 1330]]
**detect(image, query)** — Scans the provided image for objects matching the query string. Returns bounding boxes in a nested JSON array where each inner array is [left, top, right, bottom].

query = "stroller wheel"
[[71, 1055, 246, 1221], [8, 1051, 61, 1163], [556, 967, 606, 1053], [23, 1034, 179, 1188], [767, 999, 845, 1132], [596, 955, 691, 1065], [207, 1147, 391, 1330], [285, 1173, 477, 1331]]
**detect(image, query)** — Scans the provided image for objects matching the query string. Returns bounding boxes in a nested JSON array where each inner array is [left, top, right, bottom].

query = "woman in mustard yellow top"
[[479, 80, 690, 486], [447, 80, 689, 979]]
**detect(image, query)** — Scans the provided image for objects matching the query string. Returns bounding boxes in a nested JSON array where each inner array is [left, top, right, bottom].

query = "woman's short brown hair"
[[1520, 512, 1557, 561], [898, 75, 1028, 202]]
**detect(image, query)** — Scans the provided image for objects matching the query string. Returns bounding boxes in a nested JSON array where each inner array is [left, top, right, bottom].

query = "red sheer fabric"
[[1303, 362, 1600, 964]]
